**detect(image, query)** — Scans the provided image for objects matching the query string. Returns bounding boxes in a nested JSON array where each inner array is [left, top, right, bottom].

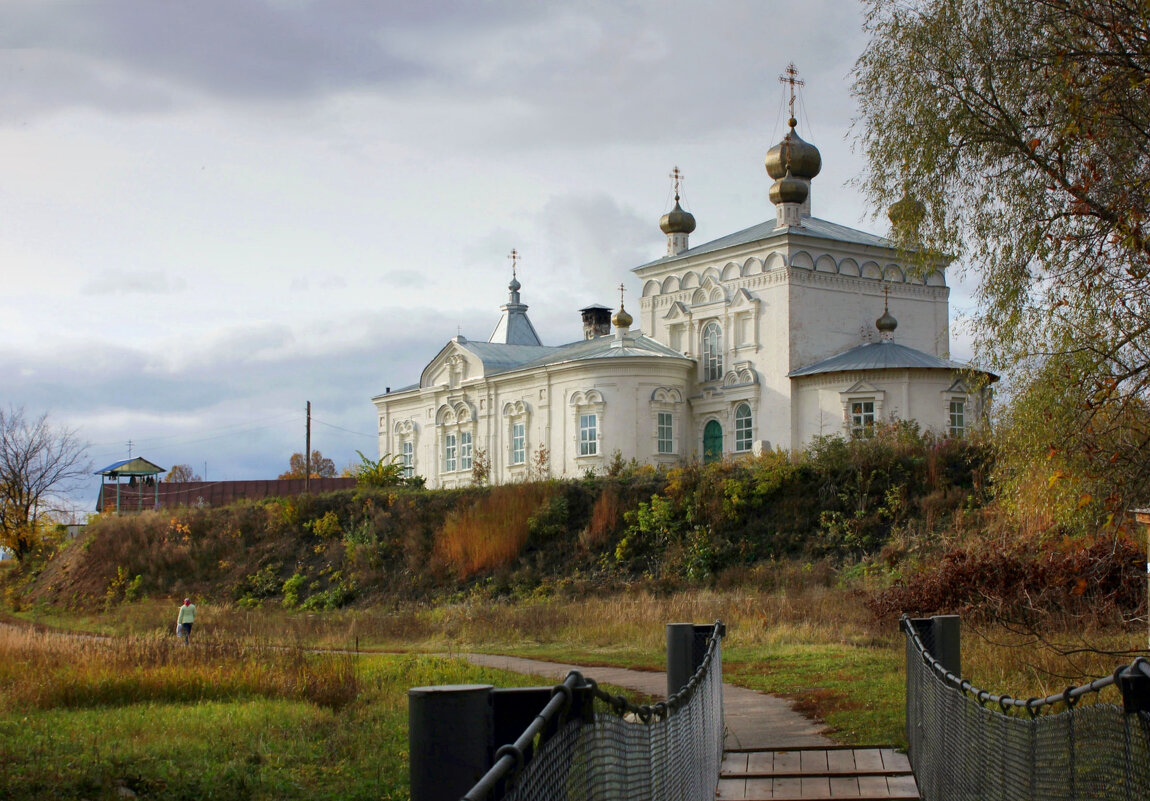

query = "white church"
[[372, 98, 995, 489]]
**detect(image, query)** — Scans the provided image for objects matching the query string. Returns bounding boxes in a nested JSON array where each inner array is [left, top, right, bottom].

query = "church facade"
[[372, 116, 995, 489]]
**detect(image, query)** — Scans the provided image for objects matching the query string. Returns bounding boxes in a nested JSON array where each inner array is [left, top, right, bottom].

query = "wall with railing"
[[904, 615, 1150, 800], [408, 621, 724, 801]]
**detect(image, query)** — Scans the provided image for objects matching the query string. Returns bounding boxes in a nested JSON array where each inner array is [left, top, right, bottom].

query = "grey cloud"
[[82, 270, 188, 295]]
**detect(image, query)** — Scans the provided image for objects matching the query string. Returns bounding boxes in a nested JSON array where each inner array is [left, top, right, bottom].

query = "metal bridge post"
[[667, 622, 697, 696], [930, 614, 962, 678], [408, 683, 494, 801]]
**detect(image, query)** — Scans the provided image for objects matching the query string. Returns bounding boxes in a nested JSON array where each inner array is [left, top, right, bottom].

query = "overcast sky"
[[0, 1, 979, 510]]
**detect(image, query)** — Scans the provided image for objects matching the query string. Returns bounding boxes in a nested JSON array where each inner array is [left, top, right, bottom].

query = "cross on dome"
[[778, 63, 804, 122], [508, 249, 520, 280], [670, 166, 684, 201]]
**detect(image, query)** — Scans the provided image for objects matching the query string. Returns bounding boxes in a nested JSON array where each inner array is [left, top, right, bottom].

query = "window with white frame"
[[579, 413, 598, 456], [460, 431, 472, 471], [703, 322, 723, 381], [734, 403, 753, 452], [444, 433, 457, 472], [850, 400, 875, 437], [401, 440, 414, 478], [511, 422, 526, 465], [948, 399, 965, 438], [657, 412, 673, 454]]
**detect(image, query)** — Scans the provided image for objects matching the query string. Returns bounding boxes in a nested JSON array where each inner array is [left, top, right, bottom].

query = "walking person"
[[176, 598, 196, 644]]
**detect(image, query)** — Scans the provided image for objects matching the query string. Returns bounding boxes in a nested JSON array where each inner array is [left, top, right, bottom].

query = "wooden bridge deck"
[[718, 746, 920, 800]]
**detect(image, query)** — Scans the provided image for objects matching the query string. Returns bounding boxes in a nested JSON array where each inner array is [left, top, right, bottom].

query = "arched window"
[[703, 420, 723, 463], [703, 322, 723, 381], [734, 404, 753, 452]]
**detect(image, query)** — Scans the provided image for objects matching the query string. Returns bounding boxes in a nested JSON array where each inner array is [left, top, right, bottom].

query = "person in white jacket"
[[176, 598, 196, 643]]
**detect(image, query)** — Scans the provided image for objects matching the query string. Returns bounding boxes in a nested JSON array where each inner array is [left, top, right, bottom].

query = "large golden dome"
[[765, 118, 822, 181]]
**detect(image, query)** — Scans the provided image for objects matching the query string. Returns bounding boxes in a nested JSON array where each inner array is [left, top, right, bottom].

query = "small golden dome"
[[769, 169, 809, 206], [888, 193, 926, 230], [659, 200, 696, 235], [612, 305, 633, 329]]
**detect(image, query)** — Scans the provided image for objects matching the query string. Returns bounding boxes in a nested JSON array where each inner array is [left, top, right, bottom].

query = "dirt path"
[[461, 653, 831, 750]]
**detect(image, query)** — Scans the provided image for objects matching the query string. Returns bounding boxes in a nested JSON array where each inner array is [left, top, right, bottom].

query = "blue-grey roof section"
[[488, 302, 543, 346], [513, 332, 691, 372], [634, 216, 893, 271], [458, 340, 560, 373], [788, 341, 996, 379], [95, 457, 166, 476]]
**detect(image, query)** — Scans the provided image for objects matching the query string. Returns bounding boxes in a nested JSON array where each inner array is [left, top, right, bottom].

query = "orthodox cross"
[[508, 248, 520, 280], [670, 166, 684, 201], [778, 63, 804, 121]]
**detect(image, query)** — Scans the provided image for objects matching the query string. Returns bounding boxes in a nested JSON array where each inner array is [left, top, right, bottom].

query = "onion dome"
[[659, 199, 696, 235], [612, 304, 633, 330], [876, 306, 898, 334], [888, 193, 926, 230], [769, 168, 809, 206], [508, 275, 521, 293], [765, 118, 822, 180]]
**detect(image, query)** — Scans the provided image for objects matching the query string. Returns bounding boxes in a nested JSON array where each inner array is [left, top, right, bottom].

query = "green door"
[[703, 420, 723, 463]]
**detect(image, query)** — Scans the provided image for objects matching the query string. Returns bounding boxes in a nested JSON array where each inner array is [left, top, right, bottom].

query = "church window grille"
[[703, 322, 723, 381], [402, 440, 414, 478], [511, 422, 526, 465], [949, 400, 965, 438], [850, 401, 875, 437], [734, 404, 753, 452], [444, 433, 457, 472], [579, 414, 598, 456], [657, 412, 673, 454], [460, 432, 472, 471]]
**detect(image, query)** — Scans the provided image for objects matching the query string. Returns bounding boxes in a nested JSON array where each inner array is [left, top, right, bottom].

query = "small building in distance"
[[95, 456, 356, 512]]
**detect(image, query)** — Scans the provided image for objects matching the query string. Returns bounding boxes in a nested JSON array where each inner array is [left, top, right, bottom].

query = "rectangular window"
[[579, 413, 598, 456], [460, 431, 472, 471], [850, 400, 875, 436], [511, 422, 526, 465], [657, 412, 673, 454], [735, 406, 753, 452], [444, 433, 457, 472], [402, 440, 413, 478], [949, 400, 965, 438]]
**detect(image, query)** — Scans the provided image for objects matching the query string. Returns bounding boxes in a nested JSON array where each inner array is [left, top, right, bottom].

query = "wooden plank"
[[855, 776, 891, 797], [826, 750, 857, 774], [851, 749, 885, 772], [828, 776, 861, 797], [744, 777, 775, 800], [716, 777, 747, 799], [800, 750, 829, 774], [773, 751, 802, 774], [885, 774, 921, 797], [722, 752, 750, 775], [773, 776, 803, 798], [879, 748, 911, 772], [746, 751, 774, 774], [801, 775, 833, 798]]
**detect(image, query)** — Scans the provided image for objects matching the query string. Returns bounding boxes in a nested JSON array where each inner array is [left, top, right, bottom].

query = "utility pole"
[[305, 401, 311, 494]]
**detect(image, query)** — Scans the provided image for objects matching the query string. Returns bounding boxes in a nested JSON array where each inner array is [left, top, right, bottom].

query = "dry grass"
[[0, 624, 359, 711], [434, 483, 555, 577]]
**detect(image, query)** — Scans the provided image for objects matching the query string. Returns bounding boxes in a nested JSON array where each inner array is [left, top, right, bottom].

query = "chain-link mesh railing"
[[903, 616, 1150, 800], [463, 621, 725, 801]]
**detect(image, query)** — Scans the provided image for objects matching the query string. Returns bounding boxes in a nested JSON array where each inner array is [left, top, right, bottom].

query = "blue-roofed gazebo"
[[95, 457, 166, 513]]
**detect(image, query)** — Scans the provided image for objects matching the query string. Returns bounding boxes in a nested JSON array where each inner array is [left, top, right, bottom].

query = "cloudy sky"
[[0, 1, 978, 509]]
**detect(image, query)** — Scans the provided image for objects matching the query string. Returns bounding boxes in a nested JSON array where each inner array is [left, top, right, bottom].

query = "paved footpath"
[[460, 653, 831, 750]]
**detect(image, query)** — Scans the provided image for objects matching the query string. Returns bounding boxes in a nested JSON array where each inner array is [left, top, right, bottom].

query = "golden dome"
[[765, 119, 822, 181], [612, 305, 633, 329], [659, 200, 697, 235], [769, 168, 809, 206]]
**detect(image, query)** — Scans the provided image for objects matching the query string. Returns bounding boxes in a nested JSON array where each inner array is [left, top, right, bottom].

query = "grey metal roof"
[[457, 340, 559, 373], [94, 457, 166, 476], [511, 332, 691, 372], [788, 341, 992, 378], [634, 215, 892, 271], [488, 302, 543, 346]]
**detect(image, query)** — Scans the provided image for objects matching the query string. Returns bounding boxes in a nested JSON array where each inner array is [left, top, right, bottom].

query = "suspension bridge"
[[408, 618, 1150, 801]]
